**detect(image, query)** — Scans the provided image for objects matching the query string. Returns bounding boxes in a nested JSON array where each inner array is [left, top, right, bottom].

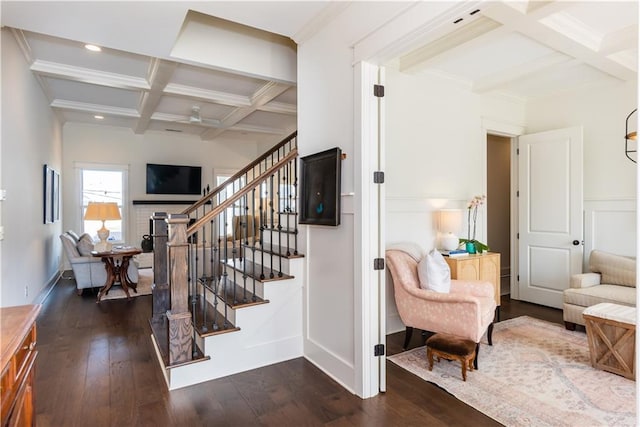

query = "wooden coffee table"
[[92, 247, 142, 303]]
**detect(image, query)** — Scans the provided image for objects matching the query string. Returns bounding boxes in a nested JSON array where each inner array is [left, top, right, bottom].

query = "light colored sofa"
[[60, 231, 138, 295], [563, 250, 636, 330]]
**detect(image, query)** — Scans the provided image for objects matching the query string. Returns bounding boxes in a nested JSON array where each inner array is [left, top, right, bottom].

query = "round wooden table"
[[91, 247, 142, 303]]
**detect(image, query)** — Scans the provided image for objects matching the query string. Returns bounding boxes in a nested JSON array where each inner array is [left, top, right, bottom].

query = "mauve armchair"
[[386, 249, 496, 364]]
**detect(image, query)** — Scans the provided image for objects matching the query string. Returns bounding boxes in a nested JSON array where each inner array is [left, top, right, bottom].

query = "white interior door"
[[518, 126, 583, 308]]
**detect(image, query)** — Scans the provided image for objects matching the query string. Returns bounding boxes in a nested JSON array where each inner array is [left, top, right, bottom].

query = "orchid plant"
[[459, 194, 489, 253]]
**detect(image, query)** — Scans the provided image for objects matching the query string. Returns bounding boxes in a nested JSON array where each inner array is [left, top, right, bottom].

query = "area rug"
[[388, 316, 636, 426], [100, 268, 153, 301]]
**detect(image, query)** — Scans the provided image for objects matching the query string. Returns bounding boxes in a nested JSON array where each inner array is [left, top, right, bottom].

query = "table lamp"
[[84, 202, 121, 252], [438, 209, 462, 251]]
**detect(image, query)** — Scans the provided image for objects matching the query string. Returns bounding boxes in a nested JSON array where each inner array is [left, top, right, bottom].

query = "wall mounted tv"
[[146, 163, 202, 195]]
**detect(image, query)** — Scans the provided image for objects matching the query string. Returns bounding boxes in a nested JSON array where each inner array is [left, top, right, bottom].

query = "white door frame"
[[481, 119, 525, 299], [354, 61, 385, 398]]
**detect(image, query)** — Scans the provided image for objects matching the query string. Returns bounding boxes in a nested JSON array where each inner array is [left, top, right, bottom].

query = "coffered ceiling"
[[397, 1, 638, 101], [8, 27, 298, 143], [2, 1, 638, 145]]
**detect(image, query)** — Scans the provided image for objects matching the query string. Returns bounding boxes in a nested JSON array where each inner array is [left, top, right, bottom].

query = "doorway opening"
[[486, 134, 513, 299]]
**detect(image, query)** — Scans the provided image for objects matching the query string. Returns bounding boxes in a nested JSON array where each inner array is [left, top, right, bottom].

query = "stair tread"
[[223, 259, 293, 281], [218, 277, 270, 308], [242, 243, 304, 259], [190, 293, 241, 337]]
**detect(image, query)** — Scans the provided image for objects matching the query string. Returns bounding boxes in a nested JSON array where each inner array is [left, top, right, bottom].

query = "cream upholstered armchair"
[[60, 231, 138, 295], [386, 248, 496, 364]]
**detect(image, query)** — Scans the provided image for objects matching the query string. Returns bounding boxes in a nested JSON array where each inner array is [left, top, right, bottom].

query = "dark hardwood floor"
[[35, 276, 563, 426]]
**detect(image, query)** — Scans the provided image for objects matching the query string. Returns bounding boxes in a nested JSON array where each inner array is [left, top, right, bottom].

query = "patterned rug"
[[100, 268, 153, 301], [388, 316, 636, 426]]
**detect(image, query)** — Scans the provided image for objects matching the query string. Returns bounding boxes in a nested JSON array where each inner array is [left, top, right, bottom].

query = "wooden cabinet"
[[445, 253, 501, 311], [1, 305, 41, 427]]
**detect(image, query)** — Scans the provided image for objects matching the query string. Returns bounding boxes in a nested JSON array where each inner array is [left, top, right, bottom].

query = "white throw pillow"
[[417, 249, 451, 293], [76, 233, 94, 256]]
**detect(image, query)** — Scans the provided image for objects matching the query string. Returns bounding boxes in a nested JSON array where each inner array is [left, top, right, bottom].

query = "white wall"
[[62, 123, 263, 245], [1, 28, 63, 307], [383, 66, 526, 332], [298, 0, 489, 397], [526, 80, 637, 201]]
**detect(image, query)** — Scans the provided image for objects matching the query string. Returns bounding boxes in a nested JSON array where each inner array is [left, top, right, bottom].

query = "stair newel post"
[[241, 194, 248, 302], [151, 212, 169, 320], [166, 214, 193, 365], [259, 178, 266, 280], [200, 188, 209, 333], [285, 162, 293, 256], [293, 157, 299, 256], [250, 186, 258, 301], [269, 171, 275, 278], [212, 224, 220, 331]]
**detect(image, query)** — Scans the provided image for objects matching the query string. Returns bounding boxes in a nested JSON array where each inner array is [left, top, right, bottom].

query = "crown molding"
[[50, 99, 139, 117], [258, 101, 297, 115], [31, 60, 150, 91], [292, 1, 352, 45]]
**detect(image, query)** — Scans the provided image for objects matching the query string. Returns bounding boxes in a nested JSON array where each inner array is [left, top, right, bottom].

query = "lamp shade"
[[438, 209, 462, 234], [84, 202, 121, 221], [438, 209, 462, 251]]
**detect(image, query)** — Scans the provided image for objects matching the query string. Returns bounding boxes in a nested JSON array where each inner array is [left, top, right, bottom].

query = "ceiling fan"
[[175, 106, 220, 128]]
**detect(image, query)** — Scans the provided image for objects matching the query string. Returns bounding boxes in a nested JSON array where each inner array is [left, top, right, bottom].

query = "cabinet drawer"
[[14, 326, 36, 383]]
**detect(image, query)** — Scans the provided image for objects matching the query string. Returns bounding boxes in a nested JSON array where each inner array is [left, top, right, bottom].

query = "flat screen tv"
[[146, 163, 202, 195]]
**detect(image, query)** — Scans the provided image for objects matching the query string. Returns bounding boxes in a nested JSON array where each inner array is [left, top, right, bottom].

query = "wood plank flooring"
[[35, 276, 563, 426]]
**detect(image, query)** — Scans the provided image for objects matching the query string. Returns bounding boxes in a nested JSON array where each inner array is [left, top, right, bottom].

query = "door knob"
[[572, 240, 580, 246]]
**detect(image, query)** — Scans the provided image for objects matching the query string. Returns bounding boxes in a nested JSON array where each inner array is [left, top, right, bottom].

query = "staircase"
[[148, 132, 304, 390]]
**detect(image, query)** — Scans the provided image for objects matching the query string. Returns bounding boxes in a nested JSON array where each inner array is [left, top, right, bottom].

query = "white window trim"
[[74, 162, 130, 243]]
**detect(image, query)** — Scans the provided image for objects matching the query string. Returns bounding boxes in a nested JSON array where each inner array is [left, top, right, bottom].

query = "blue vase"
[[465, 241, 476, 254]]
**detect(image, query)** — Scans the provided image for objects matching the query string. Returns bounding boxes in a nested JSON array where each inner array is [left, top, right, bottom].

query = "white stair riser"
[[165, 278, 303, 390]]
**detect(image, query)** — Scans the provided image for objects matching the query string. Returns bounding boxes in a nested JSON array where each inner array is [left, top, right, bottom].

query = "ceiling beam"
[[134, 58, 178, 134], [50, 99, 139, 117], [201, 81, 291, 140], [257, 101, 296, 115], [163, 83, 251, 107], [30, 60, 150, 90], [399, 15, 503, 73]]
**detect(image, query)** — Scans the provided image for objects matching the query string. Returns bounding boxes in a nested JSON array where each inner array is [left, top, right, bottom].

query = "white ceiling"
[[1, 1, 637, 144]]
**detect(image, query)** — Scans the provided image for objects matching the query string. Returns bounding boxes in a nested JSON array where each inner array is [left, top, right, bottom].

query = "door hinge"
[[374, 258, 385, 270], [374, 344, 385, 356], [374, 84, 385, 97], [373, 171, 385, 184], [516, 190, 519, 197], [517, 148, 520, 155], [517, 275, 520, 281], [517, 233, 519, 239]]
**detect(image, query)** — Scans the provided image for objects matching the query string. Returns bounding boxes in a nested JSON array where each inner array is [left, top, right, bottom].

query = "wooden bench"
[[426, 333, 476, 381], [583, 303, 636, 380]]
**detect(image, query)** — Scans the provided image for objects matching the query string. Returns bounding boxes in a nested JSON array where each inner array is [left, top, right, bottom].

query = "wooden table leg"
[[121, 256, 137, 293], [97, 258, 116, 303]]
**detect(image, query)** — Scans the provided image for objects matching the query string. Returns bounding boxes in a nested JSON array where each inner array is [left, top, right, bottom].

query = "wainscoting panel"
[[583, 199, 636, 265]]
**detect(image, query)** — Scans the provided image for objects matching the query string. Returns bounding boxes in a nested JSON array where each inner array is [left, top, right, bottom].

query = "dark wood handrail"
[[181, 131, 297, 216], [186, 148, 298, 236]]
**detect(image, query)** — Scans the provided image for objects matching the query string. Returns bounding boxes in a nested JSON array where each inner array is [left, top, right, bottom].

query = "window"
[[215, 171, 244, 237], [77, 163, 128, 243]]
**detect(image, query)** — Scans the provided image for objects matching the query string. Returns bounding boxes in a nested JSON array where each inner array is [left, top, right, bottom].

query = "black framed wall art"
[[299, 147, 342, 226], [43, 164, 53, 224]]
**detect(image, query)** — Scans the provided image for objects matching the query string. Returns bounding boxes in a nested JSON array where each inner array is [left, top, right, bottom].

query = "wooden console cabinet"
[[1, 305, 41, 426], [445, 253, 501, 318]]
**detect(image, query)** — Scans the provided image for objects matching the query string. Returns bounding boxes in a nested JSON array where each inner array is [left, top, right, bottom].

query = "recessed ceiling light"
[[94, 115, 104, 120], [85, 44, 102, 52]]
